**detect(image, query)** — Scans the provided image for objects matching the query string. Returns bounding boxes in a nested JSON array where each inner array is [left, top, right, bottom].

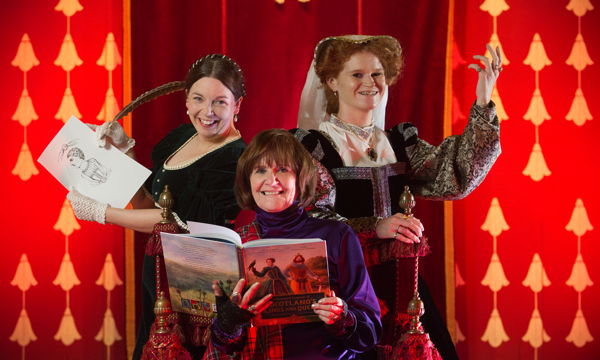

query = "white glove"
[[67, 187, 110, 225], [87, 121, 135, 153]]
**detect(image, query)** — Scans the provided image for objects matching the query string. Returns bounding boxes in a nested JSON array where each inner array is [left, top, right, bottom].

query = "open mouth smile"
[[359, 91, 378, 96], [261, 191, 284, 195], [199, 118, 218, 126]]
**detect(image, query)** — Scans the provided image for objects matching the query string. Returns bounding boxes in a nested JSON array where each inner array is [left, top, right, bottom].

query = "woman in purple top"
[[203, 129, 381, 360]]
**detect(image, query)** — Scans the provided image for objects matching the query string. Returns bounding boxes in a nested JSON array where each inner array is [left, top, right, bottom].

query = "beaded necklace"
[[332, 115, 378, 162], [164, 131, 241, 170]]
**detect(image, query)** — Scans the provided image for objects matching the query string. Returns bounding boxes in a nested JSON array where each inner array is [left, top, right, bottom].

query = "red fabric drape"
[[453, 1, 600, 359], [130, 0, 451, 334], [0, 1, 126, 359]]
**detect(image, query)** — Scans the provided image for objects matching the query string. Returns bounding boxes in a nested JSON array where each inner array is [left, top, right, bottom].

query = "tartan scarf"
[[203, 221, 284, 360]]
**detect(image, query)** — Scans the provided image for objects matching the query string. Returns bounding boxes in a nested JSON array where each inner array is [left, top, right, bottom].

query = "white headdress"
[[297, 35, 400, 130]]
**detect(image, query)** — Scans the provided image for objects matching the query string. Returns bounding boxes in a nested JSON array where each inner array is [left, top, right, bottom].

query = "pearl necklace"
[[164, 131, 241, 170]]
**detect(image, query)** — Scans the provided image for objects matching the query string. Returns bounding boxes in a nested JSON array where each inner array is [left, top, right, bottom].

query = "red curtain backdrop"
[[6, 1, 598, 360], [0, 1, 126, 359], [453, 1, 599, 359], [129, 0, 451, 335]]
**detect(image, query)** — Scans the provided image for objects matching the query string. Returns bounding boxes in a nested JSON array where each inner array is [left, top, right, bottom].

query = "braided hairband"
[[190, 54, 246, 98]]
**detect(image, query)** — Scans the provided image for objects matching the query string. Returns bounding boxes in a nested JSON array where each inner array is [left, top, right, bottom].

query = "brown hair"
[[314, 36, 403, 115], [235, 129, 316, 211], [185, 54, 246, 101]]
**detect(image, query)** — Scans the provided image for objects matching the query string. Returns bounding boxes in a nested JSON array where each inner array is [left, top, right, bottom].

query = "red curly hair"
[[314, 36, 403, 115]]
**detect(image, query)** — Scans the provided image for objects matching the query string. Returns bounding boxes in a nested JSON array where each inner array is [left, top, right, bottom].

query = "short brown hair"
[[314, 36, 403, 115], [235, 129, 316, 211]]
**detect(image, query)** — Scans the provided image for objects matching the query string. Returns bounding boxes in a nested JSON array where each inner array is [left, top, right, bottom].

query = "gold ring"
[[498, 66, 503, 72], [476, 68, 482, 73]]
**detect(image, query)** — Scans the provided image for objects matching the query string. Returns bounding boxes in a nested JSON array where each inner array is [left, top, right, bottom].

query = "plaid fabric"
[[203, 326, 283, 360], [235, 221, 262, 242], [203, 222, 284, 360]]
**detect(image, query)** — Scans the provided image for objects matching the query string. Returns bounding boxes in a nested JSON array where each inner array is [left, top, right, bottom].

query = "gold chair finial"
[[158, 185, 174, 224]]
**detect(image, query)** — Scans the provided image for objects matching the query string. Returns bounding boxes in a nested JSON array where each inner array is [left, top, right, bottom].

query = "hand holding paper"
[[67, 187, 109, 224], [87, 121, 135, 153], [38, 116, 151, 209]]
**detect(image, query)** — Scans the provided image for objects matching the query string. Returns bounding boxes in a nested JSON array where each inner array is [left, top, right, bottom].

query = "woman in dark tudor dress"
[[293, 35, 503, 359], [67, 54, 248, 359]]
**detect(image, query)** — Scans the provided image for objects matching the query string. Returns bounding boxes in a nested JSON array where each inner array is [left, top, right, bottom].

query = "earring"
[[234, 114, 238, 122], [187, 110, 189, 115], [334, 91, 337, 97]]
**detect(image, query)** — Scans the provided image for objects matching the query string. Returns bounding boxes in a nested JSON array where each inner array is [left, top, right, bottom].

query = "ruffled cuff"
[[362, 236, 431, 267], [472, 100, 497, 123], [211, 318, 243, 344]]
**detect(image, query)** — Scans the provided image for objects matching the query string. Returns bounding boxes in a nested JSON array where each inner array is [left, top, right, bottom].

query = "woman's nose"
[[364, 76, 375, 86], [266, 171, 279, 185]]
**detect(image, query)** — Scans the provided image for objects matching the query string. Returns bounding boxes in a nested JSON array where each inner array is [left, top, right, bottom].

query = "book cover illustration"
[[245, 242, 329, 326], [161, 233, 241, 319], [161, 225, 330, 326]]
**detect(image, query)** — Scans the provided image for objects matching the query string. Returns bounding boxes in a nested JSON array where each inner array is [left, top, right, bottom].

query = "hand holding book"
[[212, 278, 273, 339]]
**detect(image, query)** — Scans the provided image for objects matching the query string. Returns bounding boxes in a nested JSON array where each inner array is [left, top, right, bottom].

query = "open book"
[[161, 221, 330, 326]]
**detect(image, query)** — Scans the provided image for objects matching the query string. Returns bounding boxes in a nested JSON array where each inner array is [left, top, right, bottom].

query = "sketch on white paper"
[[38, 116, 151, 208], [58, 139, 112, 186]]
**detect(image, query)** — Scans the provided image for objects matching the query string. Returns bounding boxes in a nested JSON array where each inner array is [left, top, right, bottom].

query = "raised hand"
[[468, 44, 503, 106]]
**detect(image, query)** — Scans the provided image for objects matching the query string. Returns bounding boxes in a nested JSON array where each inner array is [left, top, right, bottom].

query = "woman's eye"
[[352, 73, 362, 78], [372, 72, 382, 77], [278, 167, 291, 173], [214, 100, 227, 106], [194, 97, 203, 101], [255, 168, 266, 174]]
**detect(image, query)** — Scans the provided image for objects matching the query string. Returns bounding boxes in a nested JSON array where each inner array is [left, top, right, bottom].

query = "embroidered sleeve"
[[404, 100, 501, 200]]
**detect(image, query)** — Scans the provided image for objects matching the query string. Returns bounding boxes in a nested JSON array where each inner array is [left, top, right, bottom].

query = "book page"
[[161, 233, 242, 318], [187, 221, 242, 245], [244, 240, 329, 326], [37, 116, 151, 208]]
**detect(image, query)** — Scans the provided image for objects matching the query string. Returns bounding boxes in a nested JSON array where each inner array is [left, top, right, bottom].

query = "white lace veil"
[[297, 35, 398, 130]]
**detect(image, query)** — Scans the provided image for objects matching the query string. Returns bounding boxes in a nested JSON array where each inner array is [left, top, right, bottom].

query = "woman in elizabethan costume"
[[66, 54, 248, 359], [204, 129, 381, 360], [283, 253, 322, 294], [293, 35, 503, 359], [250, 258, 294, 299]]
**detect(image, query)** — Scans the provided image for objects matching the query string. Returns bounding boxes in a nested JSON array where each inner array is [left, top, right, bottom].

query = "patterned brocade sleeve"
[[405, 101, 501, 200]]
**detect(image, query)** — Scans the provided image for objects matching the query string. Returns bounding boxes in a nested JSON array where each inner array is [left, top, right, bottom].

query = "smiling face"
[[185, 77, 241, 141], [250, 161, 297, 213], [327, 51, 386, 119]]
